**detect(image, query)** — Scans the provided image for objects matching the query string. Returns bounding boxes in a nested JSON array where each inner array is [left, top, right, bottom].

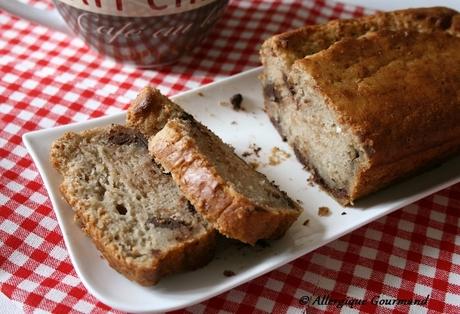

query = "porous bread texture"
[[149, 117, 302, 245], [260, 7, 460, 205], [50, 124, 216, 285], [286, 30, 460, 204]]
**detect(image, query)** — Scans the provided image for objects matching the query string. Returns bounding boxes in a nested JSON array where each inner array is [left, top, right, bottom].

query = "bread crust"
[[50, 125, 216, 285], [149, 118, 301, 245], [261, 7, 459, 68]]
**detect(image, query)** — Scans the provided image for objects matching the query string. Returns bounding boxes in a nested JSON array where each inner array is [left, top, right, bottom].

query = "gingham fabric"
[[0, 0, 459, 313]]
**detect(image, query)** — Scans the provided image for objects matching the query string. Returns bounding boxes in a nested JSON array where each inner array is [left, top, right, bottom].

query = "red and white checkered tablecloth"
[[1, 0, 459, 313]]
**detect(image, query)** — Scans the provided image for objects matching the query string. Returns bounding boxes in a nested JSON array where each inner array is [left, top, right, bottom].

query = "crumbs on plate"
[[242, 143, 262, 158], [230, 93, 243, 111], [223, 270, 236, 277], [268, 147, 290, 166], [318, 206, 331, 217]]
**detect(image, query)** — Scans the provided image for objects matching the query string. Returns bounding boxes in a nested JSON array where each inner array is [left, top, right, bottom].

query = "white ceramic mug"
[[0, 0, 229, 67]]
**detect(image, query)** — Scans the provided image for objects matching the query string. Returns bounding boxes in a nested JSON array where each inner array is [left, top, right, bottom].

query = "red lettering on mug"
[[148, 0, 167, 10], [116, 0, 123, 10]]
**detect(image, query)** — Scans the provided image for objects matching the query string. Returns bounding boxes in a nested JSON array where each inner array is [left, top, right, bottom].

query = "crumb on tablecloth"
[[303, 219, 310, 226]]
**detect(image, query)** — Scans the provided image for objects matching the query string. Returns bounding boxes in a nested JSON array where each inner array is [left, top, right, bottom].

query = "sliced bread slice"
[[149, 117, 302, 245], [50, 124, 216, 285], [127, 87, 302, 245]]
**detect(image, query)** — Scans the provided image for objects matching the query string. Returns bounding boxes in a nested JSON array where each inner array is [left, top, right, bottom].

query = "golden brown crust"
[[149, 119, 301, 245], [262, 7, 459, 68], [50, 126, 216, 286], [126, 86, 185, 138]]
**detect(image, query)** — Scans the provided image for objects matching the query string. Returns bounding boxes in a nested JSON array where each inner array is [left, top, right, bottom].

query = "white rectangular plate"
[[23, 67, 460, 313]]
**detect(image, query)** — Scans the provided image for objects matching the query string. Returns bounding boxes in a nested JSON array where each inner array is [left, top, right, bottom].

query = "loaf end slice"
[[149, 117, 302, 245], [50, 125, 216, 285], [126, 86, 185, 138]]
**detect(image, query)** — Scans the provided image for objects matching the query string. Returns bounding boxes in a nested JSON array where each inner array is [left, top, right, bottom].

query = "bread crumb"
[[251, 144, 261, 157], [197, 92, 204, 97], [230, 93, 243, 111], [268, 147, 290, 166], [307, 176, 315, 187], [249, 161, 259, 170], [223, 270, 236, 277], [318, 206, 331, 217], [242, 143, 262, 158], [302, 219, 310, 226]]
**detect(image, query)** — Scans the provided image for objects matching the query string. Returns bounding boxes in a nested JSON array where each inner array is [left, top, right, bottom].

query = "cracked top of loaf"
[[261, 7, 460, 69]]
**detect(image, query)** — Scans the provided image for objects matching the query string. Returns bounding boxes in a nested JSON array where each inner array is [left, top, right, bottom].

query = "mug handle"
[[0, 0, 71, 35]]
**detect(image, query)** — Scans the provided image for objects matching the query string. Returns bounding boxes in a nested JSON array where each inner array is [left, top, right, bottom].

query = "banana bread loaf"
[[260, 7, 460, 205]]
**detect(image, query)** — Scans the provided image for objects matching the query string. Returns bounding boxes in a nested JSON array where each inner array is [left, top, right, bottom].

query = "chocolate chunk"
[[116, 204, 127, 215], [230, 93, 243, 111], [108, 130, 148, 148], [223, 270, 236, 277], [187, 202, 196, 214], [147, 217, 188, 229], [263, 83, 280, 102]]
